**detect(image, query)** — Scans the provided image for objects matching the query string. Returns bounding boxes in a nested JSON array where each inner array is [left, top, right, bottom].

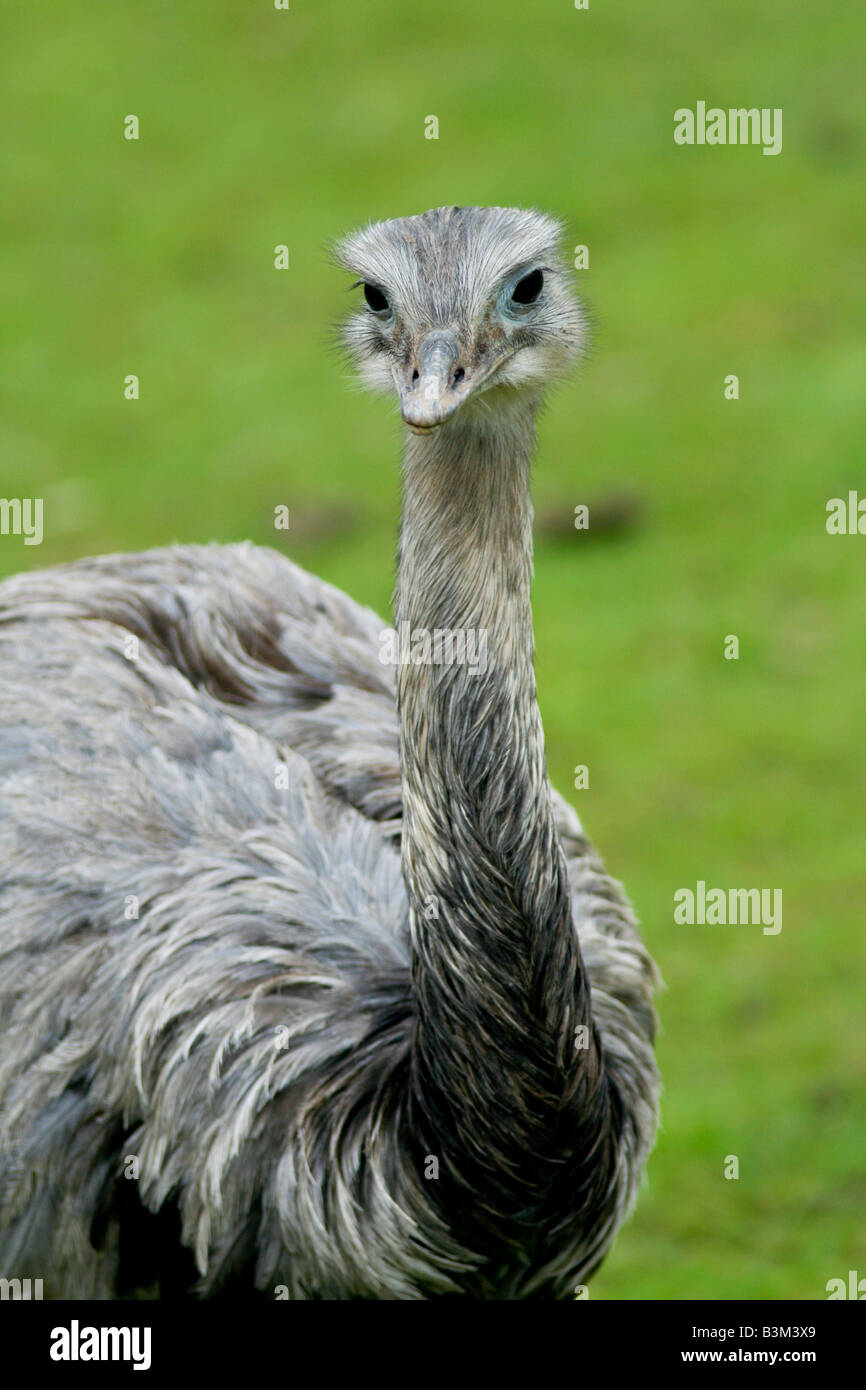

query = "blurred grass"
[[1, 0, 863, 1299]]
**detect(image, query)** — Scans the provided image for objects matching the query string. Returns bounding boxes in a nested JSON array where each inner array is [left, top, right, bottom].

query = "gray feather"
[[0, 206, 659, 1300]]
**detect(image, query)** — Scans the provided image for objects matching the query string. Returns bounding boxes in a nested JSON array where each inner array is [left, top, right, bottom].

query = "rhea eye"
[[363, 283, 390, 314], [511, 269, 544, 305]]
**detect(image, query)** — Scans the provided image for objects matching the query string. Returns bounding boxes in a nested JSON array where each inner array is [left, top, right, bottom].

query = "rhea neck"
[[394, 395, 598, 1223], [394, 398, 544, 916], [395, 399, 537, 698]]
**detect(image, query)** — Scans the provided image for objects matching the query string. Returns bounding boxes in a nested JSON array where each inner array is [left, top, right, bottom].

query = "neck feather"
[[394, 402, 604, 1230]]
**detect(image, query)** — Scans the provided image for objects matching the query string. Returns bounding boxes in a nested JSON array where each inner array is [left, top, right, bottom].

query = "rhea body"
[[0, 206, 658, 1298]]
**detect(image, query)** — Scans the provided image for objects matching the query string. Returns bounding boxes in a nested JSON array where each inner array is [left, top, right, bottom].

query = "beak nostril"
[[400, 332, 463, 427]]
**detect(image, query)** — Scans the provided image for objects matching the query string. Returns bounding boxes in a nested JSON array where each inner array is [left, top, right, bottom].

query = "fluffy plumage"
[[0, 206, 659, 1299]]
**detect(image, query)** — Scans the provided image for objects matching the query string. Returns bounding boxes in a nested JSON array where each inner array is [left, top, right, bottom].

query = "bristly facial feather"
[[334, 205, 586, 410]]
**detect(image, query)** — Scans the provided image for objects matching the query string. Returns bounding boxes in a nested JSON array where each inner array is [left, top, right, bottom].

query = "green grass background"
[[1, 0, 863, 1298]]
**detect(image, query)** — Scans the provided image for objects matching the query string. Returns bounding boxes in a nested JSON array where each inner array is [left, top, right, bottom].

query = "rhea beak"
[[397, 331, 468, 433]]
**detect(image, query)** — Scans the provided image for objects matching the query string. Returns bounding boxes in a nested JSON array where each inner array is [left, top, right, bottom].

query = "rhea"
[[0, 205, 659, 1299]]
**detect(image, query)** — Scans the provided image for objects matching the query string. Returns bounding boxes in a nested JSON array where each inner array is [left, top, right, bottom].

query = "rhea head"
[[336, 205, 585, 435]]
